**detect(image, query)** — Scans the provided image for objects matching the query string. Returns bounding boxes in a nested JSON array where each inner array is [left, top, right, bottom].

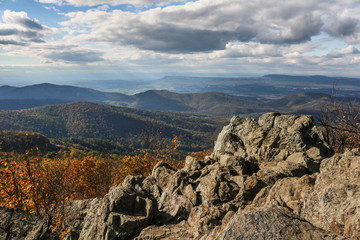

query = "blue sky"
[[0, 0, 360, 84]]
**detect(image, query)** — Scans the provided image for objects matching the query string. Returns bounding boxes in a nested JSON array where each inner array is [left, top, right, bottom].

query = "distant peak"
[[136, 89, 172, 95], [263, 74, 330, 79], [28, 83, 70, 88], [0, 85, 17, 88]]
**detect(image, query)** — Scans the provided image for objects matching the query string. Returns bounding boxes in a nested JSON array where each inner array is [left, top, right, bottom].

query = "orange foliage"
[[0, 153, 72, 216], [115, 152, 184, 184], [69, 156, 115, 198], [190, 149, 213, 160], [0, 136, 184, 236], [114, 136, 184, 184]]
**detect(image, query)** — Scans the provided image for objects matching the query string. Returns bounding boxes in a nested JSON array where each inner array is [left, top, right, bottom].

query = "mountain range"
[[0, 82, 358, 118], [66, 74, 360, 98]]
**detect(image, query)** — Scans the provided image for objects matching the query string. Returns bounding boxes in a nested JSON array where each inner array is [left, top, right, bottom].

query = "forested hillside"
[[0, 101, 222, 151]]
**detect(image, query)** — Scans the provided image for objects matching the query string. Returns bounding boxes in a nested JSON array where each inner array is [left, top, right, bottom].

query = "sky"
[[0, 0, 360, 84]]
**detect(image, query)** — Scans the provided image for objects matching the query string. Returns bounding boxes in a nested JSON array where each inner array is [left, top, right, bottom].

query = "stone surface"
[[216, 207, 347, 240], [301, 149, 360, 239], [212, 112, 332, 166], [263, 174, 317, 214], [76, 176, 155, 240], [0, 207, 42, 240]]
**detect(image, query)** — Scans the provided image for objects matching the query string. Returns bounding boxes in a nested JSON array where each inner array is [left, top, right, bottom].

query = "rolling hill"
[[128, 90, 272, 116], [0, 83, 131, 102], [0, 101, 222, 151]]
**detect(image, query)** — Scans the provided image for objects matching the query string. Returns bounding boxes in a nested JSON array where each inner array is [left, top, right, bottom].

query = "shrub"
[[321, 98, 360, 152]]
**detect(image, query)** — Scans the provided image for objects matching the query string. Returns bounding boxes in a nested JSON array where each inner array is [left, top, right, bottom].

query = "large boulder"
[[262, 174, 317, 214], [213, 112, 331, 165], [216, 207, 346, 240], [73, 176, 155, 240]]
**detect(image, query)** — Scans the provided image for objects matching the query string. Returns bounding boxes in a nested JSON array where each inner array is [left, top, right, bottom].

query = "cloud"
[[42, 49, 104, 63], [326, 17, 358, 37], [28, 43, 105, 64], [0, 10, 51, 46], [36, 0, 183, 6], [256, 13, 323, 44], [323, 2, 360, 44], [108, 24, 254, 52], [4, 0, 360, 75], [36, 0, 63, 5], [211, 42, 281, 58], [0, 39, 24, 45], [327, 45, 360, 58], [2, 39, 104, 64], [60, 0, 347, 53], [43, 6, 61, 12], [2, 10, 44, 30]]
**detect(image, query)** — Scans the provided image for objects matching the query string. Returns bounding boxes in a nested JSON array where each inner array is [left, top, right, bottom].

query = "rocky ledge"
[[1, 113, 359, 239]]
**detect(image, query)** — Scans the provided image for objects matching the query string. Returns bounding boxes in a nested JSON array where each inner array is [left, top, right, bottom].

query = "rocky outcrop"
[[301, 149, 360, 238], [3, 113, 359, 240], [0, 207, 46, 240], [217, 207, 347, 240]]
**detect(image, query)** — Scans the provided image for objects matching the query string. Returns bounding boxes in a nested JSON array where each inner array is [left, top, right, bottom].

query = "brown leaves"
[[0, 136, 185, 210], [0, 135, 185, 237]]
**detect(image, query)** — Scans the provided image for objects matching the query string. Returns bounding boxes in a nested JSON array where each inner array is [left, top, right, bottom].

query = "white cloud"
[[327, 45, 360, 58], [322, 1, 360, 44], [0, 10, 52, 46], [43, 6, 61, 12], [59, 0, 360, 53], [211, 42, 281, 58], [41, 48, 104, 63], [2, 40, 104, 64], [36, 0, 63, 5], [36, 0, 185, 6]]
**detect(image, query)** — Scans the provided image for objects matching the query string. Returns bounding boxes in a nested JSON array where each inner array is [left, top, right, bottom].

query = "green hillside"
[[129, 90, 273, 116], [0, 101, 222, 151], [0, 130, 50, 153]]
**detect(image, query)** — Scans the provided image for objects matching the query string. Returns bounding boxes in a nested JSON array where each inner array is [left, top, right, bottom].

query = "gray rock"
[[216, 207, 347, 240], [301, 149, 360, 239], [264, 174, 317, 214], [212, 113, 332, 167], [77, 183, 154, 240], [0, 207, 42, 240]]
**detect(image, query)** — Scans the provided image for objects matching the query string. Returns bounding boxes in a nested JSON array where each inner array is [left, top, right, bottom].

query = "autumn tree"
[[0, 134, 186, 238], [0, 152, 74, 237]]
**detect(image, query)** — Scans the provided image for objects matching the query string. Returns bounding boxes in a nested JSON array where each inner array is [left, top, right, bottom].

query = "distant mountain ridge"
[[146, 75, 360, 98], [0, 83, 131, 101], [0, 82, 359, 118], [0, 83, 273, 116]]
